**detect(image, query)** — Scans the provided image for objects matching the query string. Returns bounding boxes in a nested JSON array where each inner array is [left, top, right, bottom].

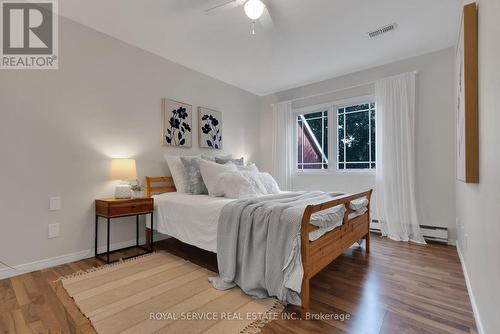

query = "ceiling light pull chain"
[[244, 0, 265, 35]]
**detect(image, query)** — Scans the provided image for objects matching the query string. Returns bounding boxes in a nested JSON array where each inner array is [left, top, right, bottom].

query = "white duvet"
[[151, 192, 232, 252]]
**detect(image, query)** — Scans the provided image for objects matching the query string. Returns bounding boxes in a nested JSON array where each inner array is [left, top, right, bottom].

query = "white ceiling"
[[60, 0, 462, 96]]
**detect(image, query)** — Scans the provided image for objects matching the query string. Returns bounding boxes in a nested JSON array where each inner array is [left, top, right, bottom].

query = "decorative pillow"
[[180, 157, 208, 194], [239, 171, 280, 195], [164, 155, 199, 193], [213, 171, 260, 199], [210, 171, 281, 199], [215, 156, 244, 166], [236, 163, 259, 173], [199, 159, 238, 196], [257, 172, 280, 194], [239, 171, 268, 195]]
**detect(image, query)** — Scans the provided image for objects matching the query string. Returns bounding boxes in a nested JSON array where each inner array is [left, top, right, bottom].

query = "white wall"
[[259, 48, 457, 241], [0, 17, 261, 268], [456, 0, 500, 332]]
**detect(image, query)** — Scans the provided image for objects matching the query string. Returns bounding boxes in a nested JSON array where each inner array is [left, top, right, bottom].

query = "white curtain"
[[375, 72, 426, 244], [272, 101, 293, 191]]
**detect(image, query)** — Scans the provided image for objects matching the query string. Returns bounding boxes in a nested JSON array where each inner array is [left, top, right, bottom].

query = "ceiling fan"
[[205, 0, 273, 35]]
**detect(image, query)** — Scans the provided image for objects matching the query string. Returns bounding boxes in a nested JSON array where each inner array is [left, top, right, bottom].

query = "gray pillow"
[[201, 154, 232, 162], [180, 157, 208, 194], [215, 157, 244, 166]]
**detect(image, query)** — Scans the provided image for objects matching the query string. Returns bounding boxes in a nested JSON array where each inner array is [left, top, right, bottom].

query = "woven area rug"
[[56, 252, 284, 334]]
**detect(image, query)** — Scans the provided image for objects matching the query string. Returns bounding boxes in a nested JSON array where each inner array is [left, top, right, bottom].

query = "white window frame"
[[293, 103, 333, 173], [293, 95, 376, 175]]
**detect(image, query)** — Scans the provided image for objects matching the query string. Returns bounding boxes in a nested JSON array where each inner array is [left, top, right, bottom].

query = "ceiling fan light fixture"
[[244, 0, 265, 20]]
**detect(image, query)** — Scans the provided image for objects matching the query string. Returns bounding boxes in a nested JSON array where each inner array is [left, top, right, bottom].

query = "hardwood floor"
[[0, 234, 477, 334]]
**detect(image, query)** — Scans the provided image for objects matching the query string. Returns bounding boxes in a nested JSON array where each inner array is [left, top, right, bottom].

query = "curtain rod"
[[275, 70, 418, 105]]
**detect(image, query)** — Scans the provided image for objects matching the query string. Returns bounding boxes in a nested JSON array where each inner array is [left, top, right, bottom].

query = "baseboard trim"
[[0, 233, 170, 280], [456, 244, 485, 334], [370, 220, 449, 244]]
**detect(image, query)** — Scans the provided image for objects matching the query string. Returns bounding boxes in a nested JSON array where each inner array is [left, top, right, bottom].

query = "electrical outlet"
[[48, 223, 60, 238], [49, 197, 61, 211], [464, 234, 469, 251]]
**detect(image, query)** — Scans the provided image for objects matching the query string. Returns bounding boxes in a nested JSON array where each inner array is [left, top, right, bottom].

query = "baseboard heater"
[[369, 220, 448, 243]]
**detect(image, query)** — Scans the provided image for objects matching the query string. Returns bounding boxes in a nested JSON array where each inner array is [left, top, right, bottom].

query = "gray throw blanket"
[[209, 191, 342, 305]]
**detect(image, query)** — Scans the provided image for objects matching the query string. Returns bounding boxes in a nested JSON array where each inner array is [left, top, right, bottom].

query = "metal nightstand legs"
[[95, 213, 153, 264], [95, 215, 98, 257], [150, 213, 154, 252], [106, 218, 110, 263]]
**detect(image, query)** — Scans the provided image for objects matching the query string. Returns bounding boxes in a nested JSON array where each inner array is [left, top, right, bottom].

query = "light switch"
[[49, 197, 61, 211], [48, 223, 60, 238]]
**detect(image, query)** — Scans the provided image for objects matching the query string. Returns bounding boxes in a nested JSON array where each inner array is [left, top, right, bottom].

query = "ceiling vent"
[[367, 23, 397, 38]]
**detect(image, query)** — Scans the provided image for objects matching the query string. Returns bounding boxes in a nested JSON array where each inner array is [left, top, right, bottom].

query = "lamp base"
[[114, 184, 131, 199]]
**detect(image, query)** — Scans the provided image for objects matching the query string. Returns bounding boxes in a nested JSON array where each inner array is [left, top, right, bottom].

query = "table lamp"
[[111, 158, 137, 199]]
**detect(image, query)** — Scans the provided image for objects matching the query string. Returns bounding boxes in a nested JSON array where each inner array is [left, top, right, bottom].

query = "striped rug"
[[58, 252, 284, 334]]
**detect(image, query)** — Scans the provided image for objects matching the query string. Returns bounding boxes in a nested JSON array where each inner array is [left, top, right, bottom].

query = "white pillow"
[[164, 155, 199, 193], [236, 163, 259, 173], [239, 171, 268, 195], [213, 171, 260, 199], [258, 172, 280, 194], [199, 159, 238, 196], [240, 171, 280, 194], [211, 171, 280, 199]]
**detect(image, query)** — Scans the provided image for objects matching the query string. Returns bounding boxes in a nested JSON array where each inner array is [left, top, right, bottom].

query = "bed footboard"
[[300, 190, 373, 317]]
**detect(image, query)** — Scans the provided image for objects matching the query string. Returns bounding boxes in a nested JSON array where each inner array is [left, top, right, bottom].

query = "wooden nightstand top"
[[95, 197, 154, 218], [96, 197, 152, 203]]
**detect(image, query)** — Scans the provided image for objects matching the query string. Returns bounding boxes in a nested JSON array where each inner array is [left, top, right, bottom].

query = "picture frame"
[[198, 107, 223, 149], [162, 98, 193, 147], [456, 3, 478, 183]]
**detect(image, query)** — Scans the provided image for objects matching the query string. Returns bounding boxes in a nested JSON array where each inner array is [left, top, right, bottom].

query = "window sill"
[[295, 169, 376, 176]]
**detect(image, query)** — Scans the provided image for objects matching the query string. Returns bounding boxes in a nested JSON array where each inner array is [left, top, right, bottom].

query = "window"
[[297, 110, 328, 170], [337, 102, 376, 170], [295, 99, 376, 172]]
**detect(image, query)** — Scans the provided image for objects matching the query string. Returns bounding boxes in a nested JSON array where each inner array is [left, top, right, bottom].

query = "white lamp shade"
[[244, 0, 265, 20], [111, 159, 137, 181]]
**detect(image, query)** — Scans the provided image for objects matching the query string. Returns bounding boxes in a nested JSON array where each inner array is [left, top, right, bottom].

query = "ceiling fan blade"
[[205, 0, 246, 16]]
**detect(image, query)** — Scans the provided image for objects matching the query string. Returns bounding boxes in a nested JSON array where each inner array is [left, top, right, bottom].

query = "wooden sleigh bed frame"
[[145, 176, 373, 317]]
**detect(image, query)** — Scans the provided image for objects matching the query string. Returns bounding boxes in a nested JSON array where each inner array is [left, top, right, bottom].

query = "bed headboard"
[[144, 176, 176, 197]]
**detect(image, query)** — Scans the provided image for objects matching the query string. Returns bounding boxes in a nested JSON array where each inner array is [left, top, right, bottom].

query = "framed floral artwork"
[[162, 98, 192, 147], [198, 107, 222, 149]]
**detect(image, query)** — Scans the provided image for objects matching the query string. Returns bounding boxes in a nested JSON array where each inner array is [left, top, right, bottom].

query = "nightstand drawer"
[[96, 198, 154, 218]]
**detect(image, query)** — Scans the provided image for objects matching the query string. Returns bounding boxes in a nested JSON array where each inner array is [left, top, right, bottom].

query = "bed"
[[144, 176, 372, 316]]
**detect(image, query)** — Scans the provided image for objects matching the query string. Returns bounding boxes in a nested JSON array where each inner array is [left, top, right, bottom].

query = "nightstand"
[[95, 197, 154, 263]]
